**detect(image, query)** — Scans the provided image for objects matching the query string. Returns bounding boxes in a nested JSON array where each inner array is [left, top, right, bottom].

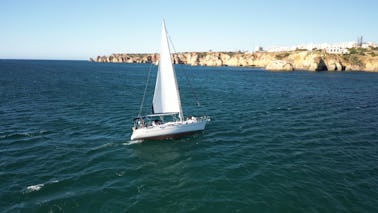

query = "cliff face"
[[95, 53, 159, 63], [92, 50, 378, 72]]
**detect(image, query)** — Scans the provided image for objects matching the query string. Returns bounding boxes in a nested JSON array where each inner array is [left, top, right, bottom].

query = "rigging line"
[[138, 62, 155, 117], [168, 35, 202, 107]]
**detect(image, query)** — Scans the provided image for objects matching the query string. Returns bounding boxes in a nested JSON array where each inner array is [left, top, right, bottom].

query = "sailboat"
[[130, 20, 209, 141]]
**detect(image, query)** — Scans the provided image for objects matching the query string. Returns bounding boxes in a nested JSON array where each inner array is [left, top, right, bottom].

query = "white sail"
[[152, 20, 183, 121]]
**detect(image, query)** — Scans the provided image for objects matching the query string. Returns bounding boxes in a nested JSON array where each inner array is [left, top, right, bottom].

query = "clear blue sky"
[[1, 0, 377, 60]]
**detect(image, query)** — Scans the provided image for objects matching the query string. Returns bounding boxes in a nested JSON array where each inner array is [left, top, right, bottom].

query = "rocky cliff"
[[91, 48, 378, 72]]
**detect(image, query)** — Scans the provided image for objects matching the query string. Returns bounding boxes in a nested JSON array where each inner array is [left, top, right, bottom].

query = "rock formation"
[[91, 49, 378, 72], [266, 60, 294, 71]]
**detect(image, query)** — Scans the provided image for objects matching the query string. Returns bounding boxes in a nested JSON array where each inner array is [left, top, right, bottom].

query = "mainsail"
[[152, 21, 183, 121]]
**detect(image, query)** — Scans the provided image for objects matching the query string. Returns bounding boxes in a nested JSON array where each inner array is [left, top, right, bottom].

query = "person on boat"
[[187, 116, 197, 121], [152, 119, 161, 126], [132, 118, 144, 131], [138, 119, 144, 128]]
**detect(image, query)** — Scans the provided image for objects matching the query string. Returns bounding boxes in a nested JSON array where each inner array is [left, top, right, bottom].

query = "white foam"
[[115, 171, 125, 177], [123, 140, 143, 146], [26, 184, 44, 192], [25, 180, 59, 193]]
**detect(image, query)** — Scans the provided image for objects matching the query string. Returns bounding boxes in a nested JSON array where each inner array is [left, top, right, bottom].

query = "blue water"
[[1, 60, 377, 212]]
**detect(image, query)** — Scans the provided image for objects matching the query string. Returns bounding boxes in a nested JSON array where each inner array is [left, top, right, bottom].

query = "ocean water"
[[0, 60, 377, 212]]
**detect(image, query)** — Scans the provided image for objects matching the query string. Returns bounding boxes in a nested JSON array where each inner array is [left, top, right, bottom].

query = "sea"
[[0, 60, 377, 212]]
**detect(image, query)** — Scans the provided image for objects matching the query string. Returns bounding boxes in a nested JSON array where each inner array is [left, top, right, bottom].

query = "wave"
[[24, 180, 59, 193], [0, 130, 50, 140], [25, 184, 44, 193]]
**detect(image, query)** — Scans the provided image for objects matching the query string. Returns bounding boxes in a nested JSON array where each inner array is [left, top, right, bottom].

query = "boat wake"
[[1, 130, 50, 140], [90, 142, 115, 151], [123, 140, 143, 146]]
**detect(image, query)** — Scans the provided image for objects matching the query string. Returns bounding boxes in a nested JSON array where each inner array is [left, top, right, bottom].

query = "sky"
[[0, 0, 377, 60]]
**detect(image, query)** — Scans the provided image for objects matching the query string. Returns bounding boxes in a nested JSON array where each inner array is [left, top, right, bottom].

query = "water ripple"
[[0, 61, 377, 212]]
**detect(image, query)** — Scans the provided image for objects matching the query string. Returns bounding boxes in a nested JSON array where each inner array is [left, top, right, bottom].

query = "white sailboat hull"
[[131, 119, 207, 141]]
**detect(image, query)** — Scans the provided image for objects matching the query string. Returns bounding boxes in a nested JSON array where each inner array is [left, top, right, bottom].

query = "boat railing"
[[133, 115, 210, 130]]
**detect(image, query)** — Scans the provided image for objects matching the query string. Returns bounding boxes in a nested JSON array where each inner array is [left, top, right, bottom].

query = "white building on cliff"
[[261, 41, 376, 54]]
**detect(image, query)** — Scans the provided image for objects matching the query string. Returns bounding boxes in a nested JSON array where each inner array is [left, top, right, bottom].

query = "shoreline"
[[90, 49, 378, 72]]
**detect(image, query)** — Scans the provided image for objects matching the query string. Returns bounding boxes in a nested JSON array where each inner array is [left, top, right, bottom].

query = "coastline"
[[90, 49, 378, 72]]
